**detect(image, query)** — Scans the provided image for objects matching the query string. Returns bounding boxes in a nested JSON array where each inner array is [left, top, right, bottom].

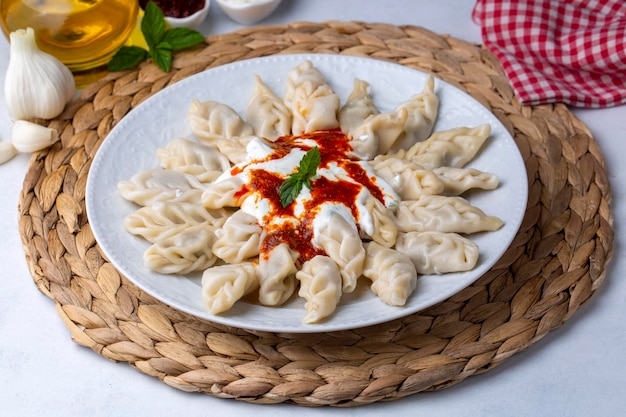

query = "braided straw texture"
[[18, 22, 613, 406]]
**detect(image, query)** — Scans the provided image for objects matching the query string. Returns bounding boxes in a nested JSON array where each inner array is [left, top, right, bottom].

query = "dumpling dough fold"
[[363, 241, 417, 306], [396, 231, 479, 274], [246, 75, 292, 141], [403, 124, 491, 169], [201, 262, 260, 314], [314, 209, 365, 293], [124, 202, 230, 243], [188, 100, 254, 144], [258, 242, 298, 306], [212, 210, 262, 263], [432, 166, 499, 196], [391, 75, 439, 151], [118, 168, 204, 207], [144, 224, 218, 275], [339, 78, 379, 133], [156, 137, 231, 183], [370, 156, 444, 200], [284, 60, 340, 135], [296, 255, 343, 324], [395, 195, 504, 234]]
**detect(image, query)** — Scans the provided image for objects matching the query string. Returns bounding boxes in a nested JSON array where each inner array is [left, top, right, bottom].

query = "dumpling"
[[395, 195, 504, 234], [314, 209, 365, 293], [156, 137, 231, 183], [258, 242, 298, 306], [284, 60, 327, 108], [404, 124, 491, 169], [124, 201, 230, 243], [346, 123, 380, 161], [391, 75, 439, 151], [284, 61, 340, 135], [118, 168, 204, 207], [346, 76, 437, 157], [369, 155, 444, 200], [432, 166, 499, 196], [215, 135, 256, 165], [348, 107, 408, 159], [143, 224, 218, 274], [361, 195, 398, 248], [296, 255, 343, 324], [201, 175, 248, 209], [291, 83, 340, 134], [396, 231, 479, 274], [362, 241, 417, 306], [246, 75, 292, 141], [338, 78, 379, 133], [212, 210, 262, 263], [188, 99, 254, 145], [201, 262, 260, 314]]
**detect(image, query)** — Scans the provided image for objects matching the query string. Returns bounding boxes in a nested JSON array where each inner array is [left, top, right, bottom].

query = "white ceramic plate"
[[86, 54, 528, 333]]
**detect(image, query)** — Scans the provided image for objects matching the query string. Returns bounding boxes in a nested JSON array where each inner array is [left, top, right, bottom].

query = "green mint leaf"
[[298, 146, 321, 177], [151, 45, 172, 72], [164, 28, 205, 51], [108, 46, 148, 71], [279, 176, 303, 208], [142, 1, 167, 50], [279, 147, 321, 207]]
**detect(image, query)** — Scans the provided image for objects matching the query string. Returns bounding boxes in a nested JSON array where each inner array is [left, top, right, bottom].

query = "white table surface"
[[1, 1, 624, 416]]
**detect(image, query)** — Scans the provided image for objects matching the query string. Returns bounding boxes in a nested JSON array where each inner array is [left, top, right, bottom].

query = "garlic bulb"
[[0, 142, 18, 165], [5, 27, 76, 120], [11, 120, 59, 153]]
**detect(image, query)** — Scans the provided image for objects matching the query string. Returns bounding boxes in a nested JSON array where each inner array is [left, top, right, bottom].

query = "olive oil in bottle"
[[1, 0, 139, 73]]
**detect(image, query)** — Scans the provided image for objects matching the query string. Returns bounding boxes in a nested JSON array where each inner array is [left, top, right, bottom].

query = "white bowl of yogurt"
[[215, 0, 281, 25]]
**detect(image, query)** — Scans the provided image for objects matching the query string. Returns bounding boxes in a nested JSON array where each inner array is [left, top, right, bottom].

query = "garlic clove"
[[0, 141, 18, 164], [5, 27, 76, 121], [11, 120, 60, 153]]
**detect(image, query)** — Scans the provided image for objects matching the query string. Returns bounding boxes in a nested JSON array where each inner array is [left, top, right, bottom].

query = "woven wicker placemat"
[[18, 22, 613, 406]]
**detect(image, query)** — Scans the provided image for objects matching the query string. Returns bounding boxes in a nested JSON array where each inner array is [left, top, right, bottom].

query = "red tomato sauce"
[[236, 129, 389, 263]]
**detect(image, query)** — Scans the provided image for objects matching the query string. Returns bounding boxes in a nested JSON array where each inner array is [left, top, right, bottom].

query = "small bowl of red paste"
[[140, 0, 211, 30]]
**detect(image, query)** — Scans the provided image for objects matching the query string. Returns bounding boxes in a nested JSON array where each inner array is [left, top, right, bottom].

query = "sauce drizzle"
[[232, 129, 397, 263]]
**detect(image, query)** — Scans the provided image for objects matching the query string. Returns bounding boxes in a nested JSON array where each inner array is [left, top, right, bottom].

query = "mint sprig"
[[108, 1, 205, 73], [279, 147, 321, 208]]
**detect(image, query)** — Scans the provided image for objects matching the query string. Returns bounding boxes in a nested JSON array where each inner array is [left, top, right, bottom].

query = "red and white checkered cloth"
[[472, 0, 626, 108]]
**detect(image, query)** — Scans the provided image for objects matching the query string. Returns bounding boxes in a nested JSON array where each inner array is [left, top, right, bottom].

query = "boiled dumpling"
[[395, 195, 504, 234], [404, 124, 491, 169], [362, 241, 417, 306], [348, 107, 408, 159], [314, 208, 365, 292], [118, 168, 204, 207], [396, 231, 479, 274], [258, 242, 298, 306], [432, 166, 499, 196], [143, 224, 218, 274], [156, 137, 231, 183], [201, 175, 248, 209], [201, 262, 260, 314], [296, 255, 343, 324], [284, 60, 340, 135], [338, 78, 379, 133], [246, 75, 292, 140], [391, 75, 439, 151], [370, 155, 444, 200], [361, 195, 398, 247], [212, 210, 262, 263], [188, 99, 254, 145], [125, 201, 230, 243]]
